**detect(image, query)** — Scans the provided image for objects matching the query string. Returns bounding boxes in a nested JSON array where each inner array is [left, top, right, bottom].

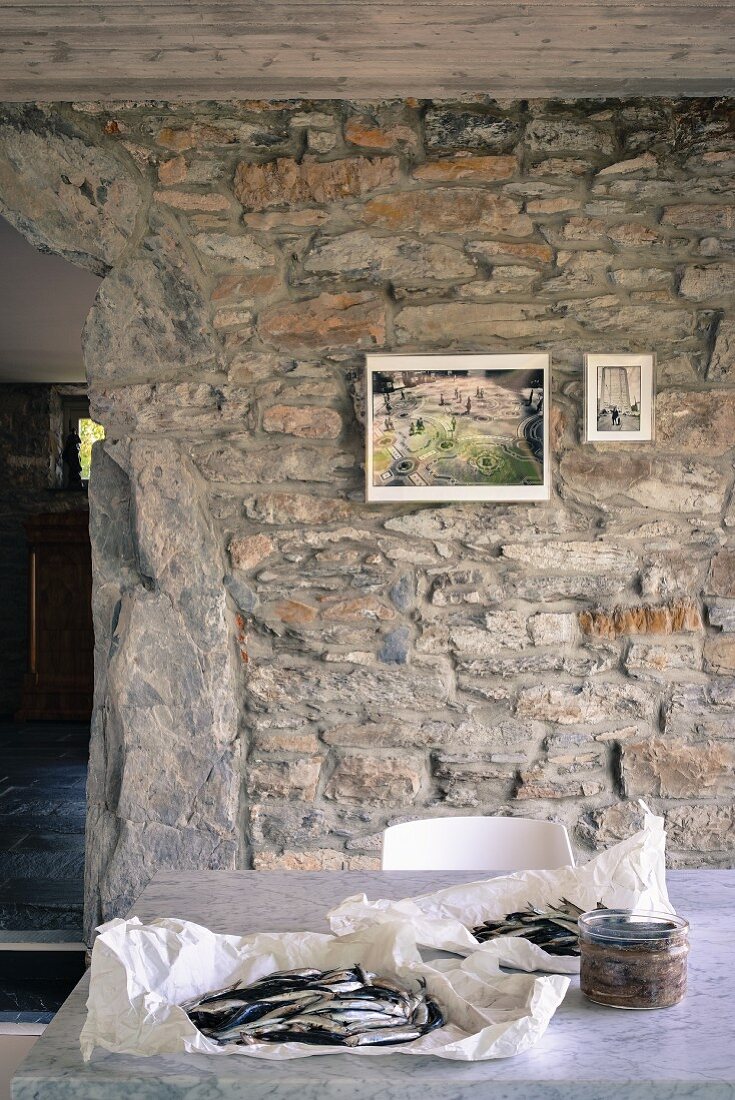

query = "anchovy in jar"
[[579, 909, 689, 1010]]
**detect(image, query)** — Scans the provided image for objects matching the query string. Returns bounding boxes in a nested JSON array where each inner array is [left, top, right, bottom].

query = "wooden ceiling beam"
[[0, 1, 733, 101]]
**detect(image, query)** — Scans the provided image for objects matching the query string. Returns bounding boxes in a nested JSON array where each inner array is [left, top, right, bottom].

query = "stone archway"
[[0, 104, 241, 940]]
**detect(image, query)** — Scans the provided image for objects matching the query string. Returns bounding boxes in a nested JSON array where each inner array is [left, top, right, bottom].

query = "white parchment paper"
[[80, 918, 568, 1062], [329, 810, 672, 974]]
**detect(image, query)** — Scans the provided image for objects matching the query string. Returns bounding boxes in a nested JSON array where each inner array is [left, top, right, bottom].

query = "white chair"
[[381, 816, 575, 872]]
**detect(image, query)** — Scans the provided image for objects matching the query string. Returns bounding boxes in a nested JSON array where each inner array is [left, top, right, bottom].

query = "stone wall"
[[0, 383, 88, 715], [1, 97, 734, 936]]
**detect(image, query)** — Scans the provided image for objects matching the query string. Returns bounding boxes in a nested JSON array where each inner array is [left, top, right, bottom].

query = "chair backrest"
[[381, 816, 575, 872]]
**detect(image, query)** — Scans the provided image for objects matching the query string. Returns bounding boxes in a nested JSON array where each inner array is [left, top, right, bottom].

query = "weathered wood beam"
[[0, 1, 733, 100]]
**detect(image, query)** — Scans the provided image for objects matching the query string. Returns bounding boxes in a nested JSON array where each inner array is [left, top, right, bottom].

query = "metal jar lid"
[[579, 908, 689, 944]]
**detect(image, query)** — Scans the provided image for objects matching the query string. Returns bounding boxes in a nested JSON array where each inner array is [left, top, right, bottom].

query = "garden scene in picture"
[[596, 365, 642, 433], [371, 368, 544, 489]]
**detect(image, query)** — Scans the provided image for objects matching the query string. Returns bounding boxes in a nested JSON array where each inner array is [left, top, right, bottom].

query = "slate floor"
[[0, 722, 88, 1022]]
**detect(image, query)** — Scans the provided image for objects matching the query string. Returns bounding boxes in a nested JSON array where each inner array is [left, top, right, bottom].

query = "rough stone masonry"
[[0, 97, 734, 940]]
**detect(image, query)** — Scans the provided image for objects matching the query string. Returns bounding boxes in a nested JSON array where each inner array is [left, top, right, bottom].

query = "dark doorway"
[[0, 215, 98, 1022]]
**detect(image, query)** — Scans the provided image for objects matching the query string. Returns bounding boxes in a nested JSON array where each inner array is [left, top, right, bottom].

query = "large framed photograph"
[[584, 353, 655, 443], [365, 353, 550, 503]]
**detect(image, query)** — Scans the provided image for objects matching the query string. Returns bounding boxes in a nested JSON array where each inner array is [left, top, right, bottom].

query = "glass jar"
[[579, 909, 689, 1010]]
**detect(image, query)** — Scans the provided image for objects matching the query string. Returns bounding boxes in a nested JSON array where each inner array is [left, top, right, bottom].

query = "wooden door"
[[16, 512, 93, 721]]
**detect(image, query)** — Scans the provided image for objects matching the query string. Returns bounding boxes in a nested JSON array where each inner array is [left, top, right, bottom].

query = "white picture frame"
[[365, 352, 550, 503], [584, 352, 656, 443]]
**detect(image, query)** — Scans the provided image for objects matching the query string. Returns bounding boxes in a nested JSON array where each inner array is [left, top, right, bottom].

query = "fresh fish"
[[329, 998, 407, 1017], [472, 897, 604, 956], [328, 1010, 406, 1025], [345, 1026, 422, 1047], [257, 1015, 352, 1035], [183, 964, 444, 1049], [180, 980, 242, 1013], [232, 979, 326, 1001], [268, 968, 323, 979], [256, 989, 325, 1006], [254, 1029, 345, 1046], [310, 980, 365, 994], [370, 976, 411, 994], [187, 997, 250, 1017]]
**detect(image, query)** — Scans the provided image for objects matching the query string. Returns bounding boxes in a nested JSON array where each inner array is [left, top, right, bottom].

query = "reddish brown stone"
[[361, 188, 531, 235], [237, 100, 275, 112], [469, 239, 554, 265], [229, 533, 274, 570], [579, 601, 703, 639], [608, 222, 661, 246], [234, 155, 400, 210], [344, 116, 418, 150], [528, 195, 579, 214], [158, 156, 188, 185], [156, 121, 267, 150], [212, 271, 280, 303], [243, 209, 330, 230], [274, 599, 318, 624], [550, 405, 567, 448], [153, 190, 232, 212], [320, 595, 396, 622], [412, 154, 518, 182], [156, 127, 196, 151], [557, 216, 607, 241], [262, 404, 342, 440], [258, 291, 385, 351]]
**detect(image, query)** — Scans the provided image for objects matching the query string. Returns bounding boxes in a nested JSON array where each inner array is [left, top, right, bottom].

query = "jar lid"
[[579, 908, 688, 943]]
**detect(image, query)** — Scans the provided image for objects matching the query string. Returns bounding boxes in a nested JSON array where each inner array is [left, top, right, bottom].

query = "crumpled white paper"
[[329, 809, 673, 974], [80, 917, 568, 1062]]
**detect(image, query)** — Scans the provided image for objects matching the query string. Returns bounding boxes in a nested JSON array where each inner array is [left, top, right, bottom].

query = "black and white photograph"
[[365, 353, 550, 503], [584, 353, 655, 443]]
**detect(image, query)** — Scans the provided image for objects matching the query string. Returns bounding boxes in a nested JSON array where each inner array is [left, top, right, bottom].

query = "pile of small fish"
[[182, 964, 444, 1047], [473, 897, 595, 956]]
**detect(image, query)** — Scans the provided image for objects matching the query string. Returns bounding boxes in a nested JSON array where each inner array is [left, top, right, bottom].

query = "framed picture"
[[365, 353, 550, 503], [584, 353, 655, 443]]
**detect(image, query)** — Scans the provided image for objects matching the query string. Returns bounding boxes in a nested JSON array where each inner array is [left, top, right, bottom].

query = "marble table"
[[12, 868, 735, 1100]]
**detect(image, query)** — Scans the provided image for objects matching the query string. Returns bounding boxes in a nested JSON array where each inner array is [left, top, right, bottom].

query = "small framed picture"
[[584, 353, 655, 443], [365, 353, 550, 503]]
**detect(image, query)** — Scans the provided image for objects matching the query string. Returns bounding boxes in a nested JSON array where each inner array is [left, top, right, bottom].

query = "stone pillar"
[[0, 105, 242, 941], [84, 439, 240, 937]]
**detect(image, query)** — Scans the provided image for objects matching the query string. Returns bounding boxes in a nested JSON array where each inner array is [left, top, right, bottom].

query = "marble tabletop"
[[12, 868, 735, 1100]]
